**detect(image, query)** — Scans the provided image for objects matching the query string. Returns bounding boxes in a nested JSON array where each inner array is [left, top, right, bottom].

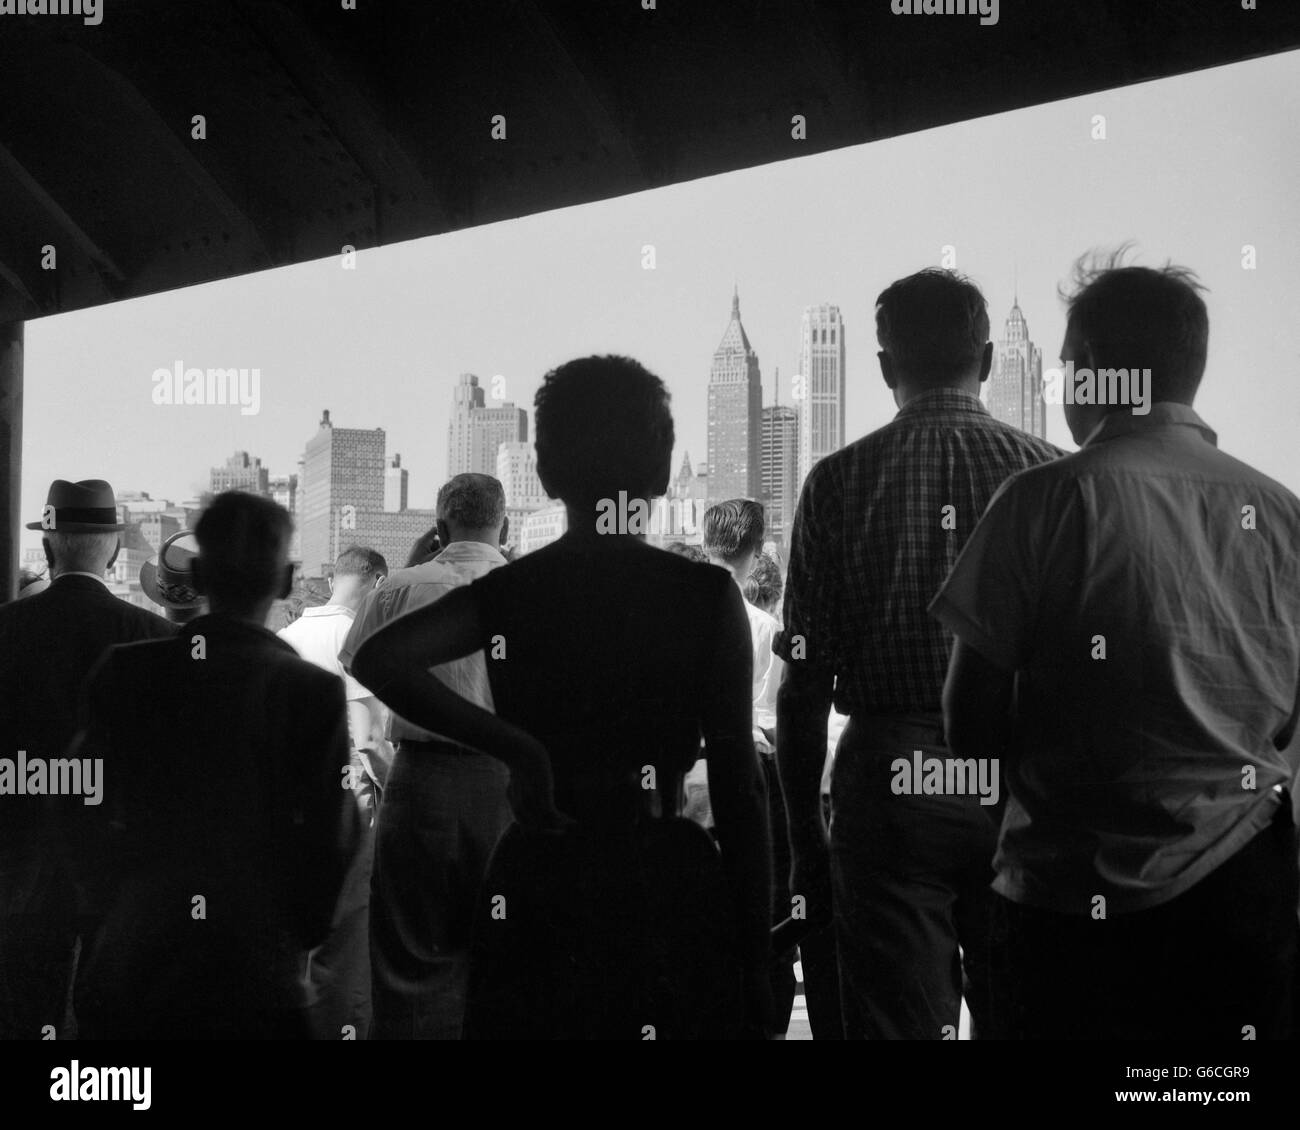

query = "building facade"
[[446, 372, 528, 478], [761, 403, 800, 550], [707, 288, 762, 501], [797, 303, 846, 486], [985, 300, 1046, 438], [210, 450, 270, 496], [384, 454, 409, 513], [299, 409, 387, 577]]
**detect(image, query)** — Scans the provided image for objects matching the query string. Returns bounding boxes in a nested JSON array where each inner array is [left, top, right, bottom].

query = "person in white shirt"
[[695, 500, 798, 1032], [277, 544, 388, 1039]]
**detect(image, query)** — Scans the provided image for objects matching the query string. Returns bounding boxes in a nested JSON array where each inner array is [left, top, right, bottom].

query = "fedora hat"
[[140, 531, 203, 610], [25, 479, 127, 532]]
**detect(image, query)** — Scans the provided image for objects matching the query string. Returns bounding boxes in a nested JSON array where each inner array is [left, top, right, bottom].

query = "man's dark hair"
[[1059, 246, 1209, 402], [333, 545, 388, 581], [743, 551, 783, 612], [436, 473, 505, 531], [194, 491, 292, 607], [875, 268, 990, 382], [702, 499, 766, 562], [663, 541, 707, 564], [534, 355, 674, 506]]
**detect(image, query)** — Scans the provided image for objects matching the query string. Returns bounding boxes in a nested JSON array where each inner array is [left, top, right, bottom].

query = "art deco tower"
[[707, 287, 762, 501]]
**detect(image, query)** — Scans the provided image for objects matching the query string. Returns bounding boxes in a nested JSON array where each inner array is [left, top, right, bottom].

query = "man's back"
[[71, 615, 355, 1033], [778, 386, 1062, 713], [0, 576, 175, 853], [932, 404, 1300, 912]]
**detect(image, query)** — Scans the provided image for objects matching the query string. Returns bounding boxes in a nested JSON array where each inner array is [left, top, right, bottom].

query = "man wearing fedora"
[[140, 530, 205, 624], [0, 478, 177, 1040]]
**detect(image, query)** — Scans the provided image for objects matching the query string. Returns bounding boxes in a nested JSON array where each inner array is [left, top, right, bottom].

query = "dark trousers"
[[994, 802, 1299, 1040], [760, 752, 797, 1034], [369, 743, 512, 1040], [829, 713, 997, 1040], [0, 848, 78, 1040]]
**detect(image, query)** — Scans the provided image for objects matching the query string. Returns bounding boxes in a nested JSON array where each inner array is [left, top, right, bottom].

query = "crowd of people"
[[1, 248, 1296, 1040]]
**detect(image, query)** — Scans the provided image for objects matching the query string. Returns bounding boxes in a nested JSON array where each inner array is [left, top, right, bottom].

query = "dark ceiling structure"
[[0, 0, 1297, 324]]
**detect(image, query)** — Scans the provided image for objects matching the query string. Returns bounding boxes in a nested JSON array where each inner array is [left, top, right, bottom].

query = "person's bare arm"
[[351, 586, 568, 830], [943, 637, 1016, 766], [775, 659, 835, 925], [701, 579, 773, 1036]]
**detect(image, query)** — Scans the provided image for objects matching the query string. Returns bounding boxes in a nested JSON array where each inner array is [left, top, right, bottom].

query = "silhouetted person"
[[0, 479, 175, 1040], [934, 251, 1300, 1039], [777, 270, 1062, 1040], [339, 474, 512, 1040], [68, 491, 359, 1039], [354, 355, 772, 1039]]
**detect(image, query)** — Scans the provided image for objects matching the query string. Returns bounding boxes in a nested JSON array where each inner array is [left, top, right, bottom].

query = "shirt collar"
[[300, 604, 353, 618], [895, 386, 989, 418], [433, 540, 506, 565], [1082, 402, 1218, 448], [52, 571, 109, 588]]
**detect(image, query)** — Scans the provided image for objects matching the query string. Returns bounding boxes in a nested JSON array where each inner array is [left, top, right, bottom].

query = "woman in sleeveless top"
[[355, 355, 772, 1039]]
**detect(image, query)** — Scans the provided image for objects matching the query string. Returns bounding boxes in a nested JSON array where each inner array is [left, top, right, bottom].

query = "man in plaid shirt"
[[774, 268, 1063, 1039]]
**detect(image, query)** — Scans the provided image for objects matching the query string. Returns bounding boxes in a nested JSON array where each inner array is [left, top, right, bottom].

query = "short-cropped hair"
[[875, 268, 990, 381], [334, 545, 388, 581], [664, 541, 707, 564], [43, 530, 118, 575], [702, 499, 766, 562], [194, 491, 292, 604], [436, 474, 505, 530], [534, 355, 674, 506], [1060, 246, 1209, 400]]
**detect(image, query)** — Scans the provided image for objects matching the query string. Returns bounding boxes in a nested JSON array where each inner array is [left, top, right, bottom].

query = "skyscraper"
[[210, 450, 270, 496], [761, 367, 800, 550], [446, 372, 528, 478], [300, 409, 386, 576], [707, 287, 762, 501], [797, 303, 846, 486], [986, 299, 1046, 438]]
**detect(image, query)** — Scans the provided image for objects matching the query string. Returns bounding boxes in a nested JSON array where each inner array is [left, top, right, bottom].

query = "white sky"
[[20, 48, 1300, 552]]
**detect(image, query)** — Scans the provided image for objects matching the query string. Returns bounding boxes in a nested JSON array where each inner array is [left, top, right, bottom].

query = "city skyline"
[[17, 51, 1300, 557]]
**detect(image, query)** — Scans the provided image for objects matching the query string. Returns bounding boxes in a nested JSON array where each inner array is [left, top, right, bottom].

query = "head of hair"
[[664, 541, 707, 564], [534, 355, 674, 507], [742, 551, 783, 613], [1059, 245, 1209, 402], [193, 491, 292, 609], [333, 545, 388, 582], [405, 527, 440, 567], [436, 474, 505, 533], [43, 530, 119, 576], [702, 499, 766, 563], [875, 268, 990, 384]]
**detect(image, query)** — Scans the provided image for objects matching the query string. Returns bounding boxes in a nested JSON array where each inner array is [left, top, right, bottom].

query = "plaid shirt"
[[774, 386, 1064, 715]]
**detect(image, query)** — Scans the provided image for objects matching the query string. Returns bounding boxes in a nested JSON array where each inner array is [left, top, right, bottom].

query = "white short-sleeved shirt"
[[930, 403, 1300, 914], [278, 604, 370, 702]]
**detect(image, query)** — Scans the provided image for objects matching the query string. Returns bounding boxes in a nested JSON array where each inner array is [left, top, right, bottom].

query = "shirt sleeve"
[[928, 470, 1052, 672], [774, 459, 841, 673]]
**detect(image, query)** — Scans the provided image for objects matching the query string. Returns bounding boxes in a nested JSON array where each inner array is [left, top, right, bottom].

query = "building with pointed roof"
[[707, 287, 763, 501], [985, 299, 1046, 438]]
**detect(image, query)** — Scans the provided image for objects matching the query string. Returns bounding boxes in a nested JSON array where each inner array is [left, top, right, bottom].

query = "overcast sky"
[[20, 48, 1300, 552]]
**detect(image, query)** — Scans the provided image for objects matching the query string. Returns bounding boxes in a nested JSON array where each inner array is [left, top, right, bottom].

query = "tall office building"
[[986, 299, 1046, 438], [761, 365, 800, 550], [269, 472, 301, 564], [385, 454, 409, 512], [299, 409, 386, 576], [210, 450, 270, 496], [707, 287, 762, 501], [446, 372, 528, 478], [797, 303, 846, 486]]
